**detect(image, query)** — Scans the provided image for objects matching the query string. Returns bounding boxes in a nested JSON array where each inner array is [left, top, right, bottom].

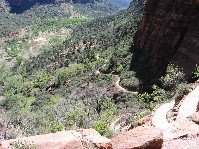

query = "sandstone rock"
[[0, 129, 112, 149], [162, 137, 199, 149], [111, 126, 163, 149], [130, 115, 151, 129], [132, 0, 199, 79], [189, 111, 199, 125], [162, 120, 199, 149], [163, 119, 199, 141]]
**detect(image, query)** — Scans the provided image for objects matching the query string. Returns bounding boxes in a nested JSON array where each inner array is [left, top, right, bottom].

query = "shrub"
[[160, 63, 185, 90], [120, 71, 139, 90], [0, 62, 12, 86], [120, 77, 139, 91], [92, 110, 114, 136], [32, 71, 53, 89], [138, 64, 189, 110], [50, 121, 65, 133], [193, 64, 199, 80], [131, 111, 145, 123], [16, 55, 26, 64], [3, 74, 24, 93], [120, 71, 136, 79], [56, 63, 84, 83], [12, 140, 35, 149], [65, 105, 87, 128], [2, 94, 28, 110]]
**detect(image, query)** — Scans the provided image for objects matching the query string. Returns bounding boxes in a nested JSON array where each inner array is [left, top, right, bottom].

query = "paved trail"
[[177, 86, 199, 120], [152, 101, 175, 130], [151, 85, 199, 148]]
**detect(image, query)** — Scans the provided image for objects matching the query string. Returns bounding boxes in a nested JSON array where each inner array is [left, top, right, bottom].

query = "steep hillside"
[[0, 0, 146, 139], [131, 0, 199, 84], [1, 0, 199, 147]]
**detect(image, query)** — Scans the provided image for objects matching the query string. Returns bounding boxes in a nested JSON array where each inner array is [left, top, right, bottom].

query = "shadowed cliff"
[[131, 0, 199, 89]]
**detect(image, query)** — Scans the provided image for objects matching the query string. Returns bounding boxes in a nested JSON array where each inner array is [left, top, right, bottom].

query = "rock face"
[[111, 126, 163, 149], [132, 0, 199, 78], [189, 111, 199, 124], [0, 129, 112, 149]]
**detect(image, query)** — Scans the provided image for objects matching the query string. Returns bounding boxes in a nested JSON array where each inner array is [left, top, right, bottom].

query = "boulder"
[[0, 129, 112, 149], [130, 115, 151, 129], [188, 111, 199, 125], [111, 125, 163, 149], [162, 120, 199, 149]]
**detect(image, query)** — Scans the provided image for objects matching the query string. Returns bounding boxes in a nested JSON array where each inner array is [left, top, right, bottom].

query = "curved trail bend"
[[95, 70, 138, 94], [151, 84, 199, 148]]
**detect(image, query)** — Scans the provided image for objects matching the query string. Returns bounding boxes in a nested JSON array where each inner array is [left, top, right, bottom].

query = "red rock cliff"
[[133, 0, 199, 78]]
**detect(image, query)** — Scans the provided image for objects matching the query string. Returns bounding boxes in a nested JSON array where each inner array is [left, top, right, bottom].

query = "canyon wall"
[[132, 0, 199, 79]]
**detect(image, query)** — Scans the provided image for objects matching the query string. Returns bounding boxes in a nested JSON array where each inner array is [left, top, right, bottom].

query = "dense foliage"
[[0, 1, 145, 138], [0, 1, 120, 37]]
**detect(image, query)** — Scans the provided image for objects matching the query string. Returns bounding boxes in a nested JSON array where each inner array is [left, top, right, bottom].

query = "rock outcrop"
[[0, 129, 112, 149], [132, 0, 199, 79], [111, 125, 163, 149]]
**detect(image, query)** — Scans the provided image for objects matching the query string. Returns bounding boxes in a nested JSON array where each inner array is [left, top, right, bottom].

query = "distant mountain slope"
[[0, 0, 120, 37], [6, 0, 100, 13], [108, 0, 131, 8]]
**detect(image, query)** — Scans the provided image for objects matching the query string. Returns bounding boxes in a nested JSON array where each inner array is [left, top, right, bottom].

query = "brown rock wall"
[[133, 0, 199, 78]]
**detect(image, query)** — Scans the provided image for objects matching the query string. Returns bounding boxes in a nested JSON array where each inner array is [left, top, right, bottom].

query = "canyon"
[[1, 0, 199, 148]]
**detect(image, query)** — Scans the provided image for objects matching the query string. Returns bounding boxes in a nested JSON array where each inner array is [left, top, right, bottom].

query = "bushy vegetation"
[[31, 18, 88, 36], [193, 64, 199, 81], [11, 140, 35, 149], [0, 1, 119, 37], [138, 64, 190, 110], [120, 71, 139, 91]]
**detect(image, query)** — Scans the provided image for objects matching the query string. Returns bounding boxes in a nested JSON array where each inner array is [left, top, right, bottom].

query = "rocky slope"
[[1, 83, 199, 149], [132, 0, 199, 79]]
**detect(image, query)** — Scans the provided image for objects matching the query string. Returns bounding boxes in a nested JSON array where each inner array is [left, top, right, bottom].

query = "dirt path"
[[95, 69, 138, 94], [152, 85, 199, 130], [151, 84, 199, 147], [177, 86, 199, 120], [113, 75, 138, 94], [152, 101, 175, 130], [95, 55, 138, 94]]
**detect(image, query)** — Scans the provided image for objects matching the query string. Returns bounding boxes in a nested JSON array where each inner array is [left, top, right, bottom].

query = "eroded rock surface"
[[132, 0, 199, 78], [0, 129, 112, 149], [189, 111, 199, 125], [111, 126, 163, 149]]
